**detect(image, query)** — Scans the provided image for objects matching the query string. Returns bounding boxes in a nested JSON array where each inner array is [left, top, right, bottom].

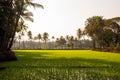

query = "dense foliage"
[[0, 0, 43, 61], [84, 16, 120, 52]]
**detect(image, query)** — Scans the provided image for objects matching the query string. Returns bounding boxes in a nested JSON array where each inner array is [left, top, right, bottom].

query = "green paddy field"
[[0, 50, 120, 80]]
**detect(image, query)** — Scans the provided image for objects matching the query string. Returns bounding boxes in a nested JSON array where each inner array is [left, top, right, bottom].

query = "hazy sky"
[[26, 0, 120, 38]]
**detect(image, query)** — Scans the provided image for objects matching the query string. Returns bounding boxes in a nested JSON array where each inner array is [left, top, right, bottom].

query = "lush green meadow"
[[0, 50, 120, 80]]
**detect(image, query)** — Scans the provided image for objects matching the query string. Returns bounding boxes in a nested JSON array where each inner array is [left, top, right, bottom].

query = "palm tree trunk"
[[0, 1, 24, 61], [8, 0, 24, 50]]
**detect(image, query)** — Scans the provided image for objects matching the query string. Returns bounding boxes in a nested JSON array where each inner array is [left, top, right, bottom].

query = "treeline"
[[12, 39, 92, 50], [13, 16, 120, 52], [12, 30, 92, 50]]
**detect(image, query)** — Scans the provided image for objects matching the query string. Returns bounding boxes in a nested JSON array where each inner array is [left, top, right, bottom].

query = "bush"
[[113, 46, 120, 53], [92, 47, 120, 53]]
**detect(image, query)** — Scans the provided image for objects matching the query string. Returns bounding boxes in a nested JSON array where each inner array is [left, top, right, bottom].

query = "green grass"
[[0, 50, 120, 80]]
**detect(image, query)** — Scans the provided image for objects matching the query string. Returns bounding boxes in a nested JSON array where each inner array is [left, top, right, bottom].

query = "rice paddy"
[[0, 50, 120, 80]]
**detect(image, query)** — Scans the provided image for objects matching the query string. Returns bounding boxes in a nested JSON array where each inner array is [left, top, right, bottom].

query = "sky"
[[26, 0, 120, 38]]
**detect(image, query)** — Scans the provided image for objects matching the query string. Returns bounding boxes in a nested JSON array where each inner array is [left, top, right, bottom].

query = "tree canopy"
[[84, 16, 120, 49], [0, 0, 43, 61]]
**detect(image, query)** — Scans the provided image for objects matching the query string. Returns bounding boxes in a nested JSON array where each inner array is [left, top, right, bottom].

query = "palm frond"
[[22, 16, 34, 22], [109, 17, 120, 22], [22, 12, 33, 17], [27, 2, 44, 9]]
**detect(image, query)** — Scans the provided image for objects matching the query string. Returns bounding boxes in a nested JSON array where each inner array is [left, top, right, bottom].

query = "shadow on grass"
[[0, 67, 6, 71], [4, 51, 119, 69], [16, 51, 50, 59]]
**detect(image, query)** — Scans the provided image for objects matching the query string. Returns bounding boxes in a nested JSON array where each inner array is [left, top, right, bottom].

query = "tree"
[[43, 32, 49, 49], [37, 33, 42, 49], [27, 31, 33, 49], [84, 16, 104, 48], [52, 36, 55, 41], [77, 28, 82, 40], [66, 36, 74, 49], [27, 31, 33, 40], [55, 36, 66, 49], [104, 17, 120, 47], [65, 35, 69, 41], [101, 29, 114, 47], [97, 17, 120, 48], [69, 36, 74, 49], [84, 16, 120, 49], [51, 36, 55, 49], [0, 0, 43, 61]]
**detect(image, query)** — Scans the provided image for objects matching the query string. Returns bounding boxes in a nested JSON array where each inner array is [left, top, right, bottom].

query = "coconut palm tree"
[[43, 32, 49, 49], [27, 31, 33, 49], [0, 0, 43, 61], [66, 36, 74, 49], [77, 28, 82, 40], [69, 36, 74, 49], [27, 31, 32, 40], [37, 33, 42, 49], [51, 36, 55, 49], [66, 35, 69, 41], [52, 36, 55, 41], [8, 0, 43, 50]]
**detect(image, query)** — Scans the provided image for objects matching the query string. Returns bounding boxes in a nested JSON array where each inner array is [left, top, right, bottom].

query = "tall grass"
[[0, 50, 120, 80]]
